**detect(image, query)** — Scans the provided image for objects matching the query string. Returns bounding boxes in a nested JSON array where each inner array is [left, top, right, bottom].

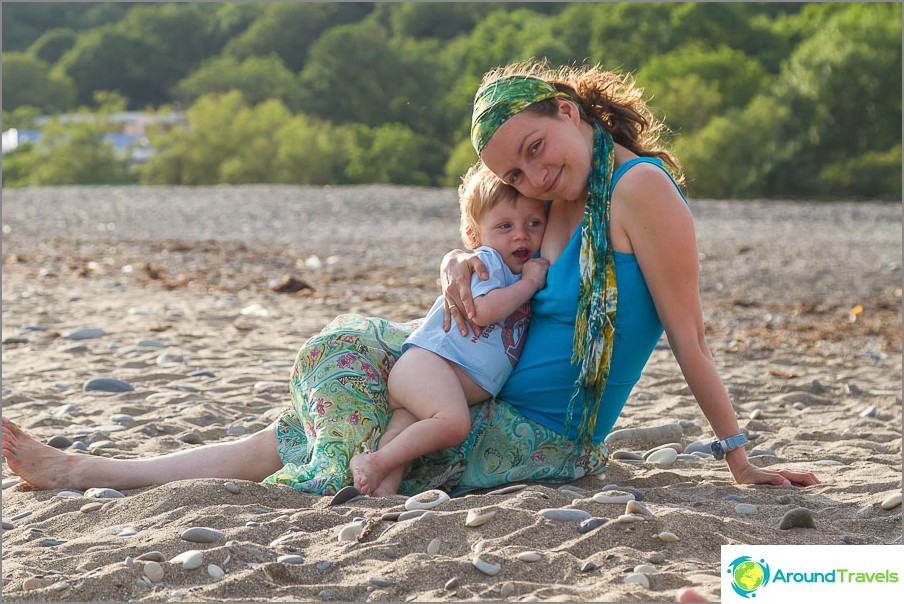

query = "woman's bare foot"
[[349, 451, 390, 495], [675, 586, 710, 602], [2, 417, 86, 490]]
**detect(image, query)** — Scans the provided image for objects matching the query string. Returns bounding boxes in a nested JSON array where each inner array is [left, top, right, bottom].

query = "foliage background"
[[2, 2, 901, 200]]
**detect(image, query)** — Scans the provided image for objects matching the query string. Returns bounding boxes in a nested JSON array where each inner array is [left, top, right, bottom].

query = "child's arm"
[[471, 258, 549, 327]]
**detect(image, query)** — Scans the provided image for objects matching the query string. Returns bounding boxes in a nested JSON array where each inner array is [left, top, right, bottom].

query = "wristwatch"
[[710, 434, 749, 460]]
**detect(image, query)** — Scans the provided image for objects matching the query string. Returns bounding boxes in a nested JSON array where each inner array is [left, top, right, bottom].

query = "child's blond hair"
[[458, 162, 520, 250]]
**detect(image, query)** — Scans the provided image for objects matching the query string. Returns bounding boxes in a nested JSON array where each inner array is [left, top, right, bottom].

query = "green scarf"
[[471, 76, 617, 445]]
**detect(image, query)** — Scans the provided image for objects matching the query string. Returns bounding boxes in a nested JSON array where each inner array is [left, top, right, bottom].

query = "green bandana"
[[470, 75, 571, 154], [469, 75, 617, 446], [567, 120, 616, 445]]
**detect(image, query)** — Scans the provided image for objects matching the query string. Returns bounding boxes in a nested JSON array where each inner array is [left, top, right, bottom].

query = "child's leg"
[[350, 347, 475, 495]]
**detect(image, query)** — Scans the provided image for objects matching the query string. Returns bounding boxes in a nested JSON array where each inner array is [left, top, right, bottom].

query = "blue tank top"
[[496, 157, 688, 442]]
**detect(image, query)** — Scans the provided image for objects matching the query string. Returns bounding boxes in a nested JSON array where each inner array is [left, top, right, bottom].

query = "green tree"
[[383, 2, 492, 39], [176, 55, 302, 108], [345, 123, 442, 186], [274, 115, 353, 184], [28, 27, 78, 64], [1, 2, 129, 51], [636, 45, 770, 133], [224, 2, 372, 72], [2, 52, 77, 112]]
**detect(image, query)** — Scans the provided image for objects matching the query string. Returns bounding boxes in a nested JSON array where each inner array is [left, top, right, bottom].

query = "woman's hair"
[[458, 162, 520, 250], [478, 59, 684, 184]]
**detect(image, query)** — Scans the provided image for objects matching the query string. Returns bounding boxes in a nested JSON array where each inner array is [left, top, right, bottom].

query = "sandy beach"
[[2, 185, 901, 602]]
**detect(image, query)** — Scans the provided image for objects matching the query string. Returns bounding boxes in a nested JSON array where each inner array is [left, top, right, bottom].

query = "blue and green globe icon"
[[727, 556, 771, 598]]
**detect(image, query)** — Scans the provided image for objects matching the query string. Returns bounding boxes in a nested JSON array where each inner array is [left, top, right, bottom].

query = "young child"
[[350, 163, 549, 496]]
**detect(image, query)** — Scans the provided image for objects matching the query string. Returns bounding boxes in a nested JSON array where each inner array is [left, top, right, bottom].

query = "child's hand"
[[521, 258, 549, 291]]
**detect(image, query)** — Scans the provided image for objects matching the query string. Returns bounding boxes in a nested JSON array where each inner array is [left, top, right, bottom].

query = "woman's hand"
[[440, 249, 488, 336], [731, 460, 820, 487]]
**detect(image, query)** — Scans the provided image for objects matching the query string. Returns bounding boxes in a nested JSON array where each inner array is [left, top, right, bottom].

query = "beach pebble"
[[338, 521, 364, 542], [2, 521, 14, 530], [616, 514, 646, 524], [47, 435, 73, 449], [647, 552, 666, 564], [612, 450, 644, 461], [11, 510, 32, 521], [84, 487, 125, 499], [143, 561, 164, 582], [51, 404, 77, 417], [486, 484, 527, 496], [472, 555, 502, 576], [136, 551, 165, 562], [646, 448, 678, 465], [318, 589, 333, 600], [207, 564, 225, 579], [405, 489, 450, 510], [170, 550, 203, 570], [881, 492, 902, 510], [593, 491, 635, 504], [859, 405, 878, 418], [735, 503, 758, 514], [779, 507, 816, 529], [181, 527, 224, 543], [684, 439, 714, 455], [577, 517, 607, 534], [64, 327, 105, 340], [656, 531, 680, 542], [223, 481, 240, 495], [156, 352, 184, 367], [277, 555, 304, 565], [1, 478, 23, 494], [624, 573, 650, 588], [381, 512, 402, 522], [83, 378, 134, 393], [444, 577, 461, 590], [118, 527, 138, 537], [189, 370, 216, 378], [538, 508, 592, 522], [178, 432, 204, 445], [398, 509, 430, 522], [382, 548, 397, 559], [580, 560, 599, 572], [137, 339, 166, 348], [517, 551, 543, 562], [88, 440, 117, 451], [316, 560, 331, 571], [634, 564, 659, 574], [39, 538, 67, 547], [426, 538, 441, 555], [61, 343, 89, 353], [227, 425, 247, 436], [626, 500, 653, 517], [329, 485, 361, 506], [465, 509, 496, 527], [369, 577, 394, 588], [23, 578, 44, 590]]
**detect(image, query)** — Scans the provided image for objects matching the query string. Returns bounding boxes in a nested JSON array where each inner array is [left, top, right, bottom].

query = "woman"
[[1, 60, 818, 496]]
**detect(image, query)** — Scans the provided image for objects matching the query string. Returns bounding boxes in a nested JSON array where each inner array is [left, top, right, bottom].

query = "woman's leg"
[[2, 416, 283, 491]]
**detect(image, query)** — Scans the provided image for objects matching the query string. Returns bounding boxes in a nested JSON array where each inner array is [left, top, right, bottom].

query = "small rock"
[[735, 503, 758, 514], [656, 531, 680, 542], [318, 589, 333, 601], [136, 551, 165, 562], [612, 450, 644, 461], [426, 538, 441, 555], [208, 564, 225, 579], [2, 521, 14, 530], [277, 555, 304, 565], [170, 550, 203, 570], [181, 527, 224, 543], [486, 484, 527, 496], [580, 560, 599, 572], [118, 527, 138, 537], [538, 508, 592, 522], [178, 432, 204, 445], [369, 577, 394, 588], [444, 577, 461, 591], [223, 482, 240, 495], [778, 507, 816, 529], [615, 514, 646, 524], [23, 577, 44, 590], [859, 405, 878, 418], [64, 327, 105, 340], [329, 485, 361, 506], [405, 489, 450, 511], [465, 509, 496, 527], [47, 435, 73, 449], [473, 555, 502, 576], [39, 538, 67, 547], [593, 491, 635, 504], [338, 521, 364, 542], [143, 561, 164, 582], [634, 564, 659, 574], [646, 447, 678, 465], [382, 548, 397, 559], [624, 573, 650, 588], [316, 560, 331, 571], [626, 500, 653, 517], [577, 517, 607, 534], [84, 487, 125, 499], [83, 378, 134, 393], [156, 352, 184, 367], [517, 551, 543, 562], [881, 492, 902, 510]]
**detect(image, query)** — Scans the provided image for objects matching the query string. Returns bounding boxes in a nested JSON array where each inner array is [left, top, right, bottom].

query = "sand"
[[1, 185, 901, 602]]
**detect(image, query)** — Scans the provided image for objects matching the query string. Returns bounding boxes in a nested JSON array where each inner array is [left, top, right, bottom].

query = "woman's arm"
[[617, 166, 819, 487], [439, 249, 489, 336]]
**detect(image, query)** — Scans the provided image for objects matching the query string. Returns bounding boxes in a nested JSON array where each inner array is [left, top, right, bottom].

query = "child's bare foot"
[[2, 417, 85, 490], [371, 466, 406, 497], [350, 452, 388, 495]]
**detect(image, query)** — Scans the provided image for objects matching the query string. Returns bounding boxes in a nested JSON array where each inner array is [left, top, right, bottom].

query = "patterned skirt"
[[263, 314, 608, 496]]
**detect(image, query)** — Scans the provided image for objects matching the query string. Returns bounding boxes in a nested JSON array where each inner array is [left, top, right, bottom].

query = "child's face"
[[476, 195, 547, 273]]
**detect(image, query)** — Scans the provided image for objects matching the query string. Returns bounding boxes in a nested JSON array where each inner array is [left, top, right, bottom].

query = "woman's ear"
[[558, 98, 582, 125]]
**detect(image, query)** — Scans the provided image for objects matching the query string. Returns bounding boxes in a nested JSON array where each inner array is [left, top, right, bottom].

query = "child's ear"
[[465, 225, 479, 248]]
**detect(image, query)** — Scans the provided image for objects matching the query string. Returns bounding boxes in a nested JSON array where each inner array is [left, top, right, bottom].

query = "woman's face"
[[480, 100, 592, 203]]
